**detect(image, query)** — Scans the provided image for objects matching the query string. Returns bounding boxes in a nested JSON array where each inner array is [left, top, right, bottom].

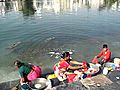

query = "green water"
[[0, 0, 120, 83]]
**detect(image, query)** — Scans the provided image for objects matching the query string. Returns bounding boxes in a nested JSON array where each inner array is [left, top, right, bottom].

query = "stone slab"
[[80, 75, 113, 89]]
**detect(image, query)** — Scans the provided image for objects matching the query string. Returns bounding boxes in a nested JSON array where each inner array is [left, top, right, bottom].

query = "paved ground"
[[1, 70, 120, 90], [55, 71, 120, 90]]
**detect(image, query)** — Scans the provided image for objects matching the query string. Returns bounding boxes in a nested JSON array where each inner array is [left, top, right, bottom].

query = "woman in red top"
[[54, 52, 89, 83], [95, 44, 111, 65], [59, 52, 83, 70]]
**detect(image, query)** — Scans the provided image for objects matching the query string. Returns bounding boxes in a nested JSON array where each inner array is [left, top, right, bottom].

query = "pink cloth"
[[27, 66, 42, 81]]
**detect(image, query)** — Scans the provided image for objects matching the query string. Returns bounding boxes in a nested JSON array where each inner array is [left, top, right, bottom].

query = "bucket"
[[103, 67, 108, 75]]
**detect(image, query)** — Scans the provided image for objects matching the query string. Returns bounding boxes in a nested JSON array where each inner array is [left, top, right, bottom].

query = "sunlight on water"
[[0, 0, 120, 83]]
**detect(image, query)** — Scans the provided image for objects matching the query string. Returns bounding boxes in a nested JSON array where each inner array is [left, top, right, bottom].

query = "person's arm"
[[68, 65, 81, 70], [70, 60, 83, 65], [19, 67, 26, 84], [96, 50, 103, 58], [20, 77, 25, 84], [60, 61, 81, 70]]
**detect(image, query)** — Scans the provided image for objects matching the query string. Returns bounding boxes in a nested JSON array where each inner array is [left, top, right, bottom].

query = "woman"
[[14, 60, 42, 84], [54, 52, 88, 83]]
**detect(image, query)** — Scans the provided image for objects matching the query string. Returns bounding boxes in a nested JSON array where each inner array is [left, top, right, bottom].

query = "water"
[[0, 0, 120, 83]]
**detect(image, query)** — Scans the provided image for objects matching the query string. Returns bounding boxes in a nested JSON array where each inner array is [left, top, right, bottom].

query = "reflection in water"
[[99, 0, 120, 11], [0, 2, 5, 16], [21, 0, 35, 16], [0, 0, 120, 16]]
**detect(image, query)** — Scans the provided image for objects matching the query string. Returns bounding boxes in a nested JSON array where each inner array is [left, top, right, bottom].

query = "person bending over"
[[14, 60, 42, 84]]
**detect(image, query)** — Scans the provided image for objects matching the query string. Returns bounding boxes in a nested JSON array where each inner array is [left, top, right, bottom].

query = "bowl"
[[29, 78, 48, 90]]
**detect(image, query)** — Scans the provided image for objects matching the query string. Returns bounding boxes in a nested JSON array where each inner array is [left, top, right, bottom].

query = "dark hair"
[[14, 60, 24, 68], [61, 52, 70, 59], [103, 44, 108, 48], [86, 63, 90, 68]]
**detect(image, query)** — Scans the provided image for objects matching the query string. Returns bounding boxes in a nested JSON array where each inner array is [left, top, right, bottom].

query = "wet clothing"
[[81, 61, 89, 72], [97, 48, 111, 62]]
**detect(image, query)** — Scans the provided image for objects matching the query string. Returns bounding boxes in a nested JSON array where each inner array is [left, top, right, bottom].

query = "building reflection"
[[0, 0, 120, 16], [0, 2, 5, 16], [21, 0, 35, 16]]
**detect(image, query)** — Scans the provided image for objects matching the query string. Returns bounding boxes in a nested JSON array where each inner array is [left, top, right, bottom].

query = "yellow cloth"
[[47, 74, 57, 79]]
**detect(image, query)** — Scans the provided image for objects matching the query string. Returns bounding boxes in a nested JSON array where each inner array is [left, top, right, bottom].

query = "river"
[[0, 0, 120, 83]]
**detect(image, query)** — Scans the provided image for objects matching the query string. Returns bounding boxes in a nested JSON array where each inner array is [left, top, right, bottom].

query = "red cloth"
[[59, 61, 70, 69], [82, 61, 88, 72], [97, 48, 111, 62], [67, 73, 77, 83], [82, 61, 86, 65], [92, 57, 98, 64]]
